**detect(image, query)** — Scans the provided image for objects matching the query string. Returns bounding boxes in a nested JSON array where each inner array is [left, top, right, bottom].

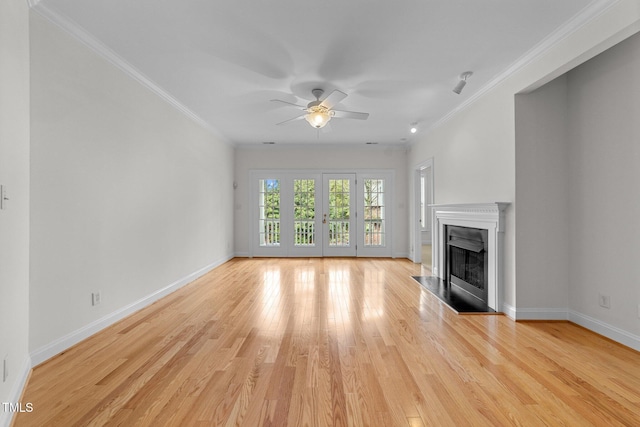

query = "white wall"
[[514, 76, 570, 314], [234, 144, 408, 257], [409, 0, 640, 316], [29, 14, 235, 358], [409, 83, 517, 309], [566, 33, 640, 335], [0, 0, 31, 421], [511, 28, 640, 343]]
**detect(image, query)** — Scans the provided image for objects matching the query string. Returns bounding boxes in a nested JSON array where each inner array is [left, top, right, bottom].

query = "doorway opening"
[[413, 159, 434, 271]]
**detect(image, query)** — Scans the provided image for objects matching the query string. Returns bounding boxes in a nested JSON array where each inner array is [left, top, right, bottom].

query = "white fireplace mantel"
[[430, 203, 510, 312]]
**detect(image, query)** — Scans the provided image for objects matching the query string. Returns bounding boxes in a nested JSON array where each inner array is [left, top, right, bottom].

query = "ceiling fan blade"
[[276, 113, 306, 126], [320, 89, 347, 109], [332, 110, 369, 120], [271, 99, 307, 109]]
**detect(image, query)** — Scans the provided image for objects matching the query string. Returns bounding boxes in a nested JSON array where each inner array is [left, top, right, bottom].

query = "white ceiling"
[[34, 0, 598, 146]]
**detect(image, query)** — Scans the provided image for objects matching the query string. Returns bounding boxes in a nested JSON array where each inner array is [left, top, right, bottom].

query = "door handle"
[[323, 213, 327, 224]]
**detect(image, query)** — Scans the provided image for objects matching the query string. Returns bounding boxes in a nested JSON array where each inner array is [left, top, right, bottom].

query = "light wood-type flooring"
[[15, 258, 640, 426]]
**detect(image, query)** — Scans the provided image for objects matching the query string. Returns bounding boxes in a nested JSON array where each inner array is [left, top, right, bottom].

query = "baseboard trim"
[[30, 254, 234, 367], [568, 310, 640, 352], [502, 303, 516, 320], [513, 307, 569, 321], [509, 307, 640, 352], [0, 355, 32, 427]]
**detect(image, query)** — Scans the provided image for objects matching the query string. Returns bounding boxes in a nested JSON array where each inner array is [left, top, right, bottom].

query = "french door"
[[357, 173, 392, 257], [322, 174, 356, 256], [251, 170, 392, 257], [252, 172, 322, 257]]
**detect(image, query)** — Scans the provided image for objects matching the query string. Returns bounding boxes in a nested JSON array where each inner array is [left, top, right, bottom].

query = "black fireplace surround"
[[446, 225, 488, 304]]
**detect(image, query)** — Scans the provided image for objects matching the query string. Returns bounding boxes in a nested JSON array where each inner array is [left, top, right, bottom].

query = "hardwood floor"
[[15, 258, 640, 426]]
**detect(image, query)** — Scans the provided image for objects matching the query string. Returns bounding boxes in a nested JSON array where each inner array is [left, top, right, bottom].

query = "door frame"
[[413, 159, 434, 264]]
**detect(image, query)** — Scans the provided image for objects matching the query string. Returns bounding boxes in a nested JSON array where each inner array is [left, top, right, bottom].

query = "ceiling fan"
[[271, 89, 369, 129]]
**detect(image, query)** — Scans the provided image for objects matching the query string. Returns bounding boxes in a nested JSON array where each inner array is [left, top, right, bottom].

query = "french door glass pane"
[[259, 179, 280, 246], [364, 179, 385, 247], [294, 179, 315, 246], [329, 179, 350, 247]]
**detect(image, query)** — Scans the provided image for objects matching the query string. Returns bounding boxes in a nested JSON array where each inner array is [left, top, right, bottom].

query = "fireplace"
[[431, 203, 509, 312], [446, 225, 488, 304]]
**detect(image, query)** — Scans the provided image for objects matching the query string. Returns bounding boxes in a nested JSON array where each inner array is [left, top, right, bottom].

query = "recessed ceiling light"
[[410, 122, 418, 134], [410, 127, 417, 134]]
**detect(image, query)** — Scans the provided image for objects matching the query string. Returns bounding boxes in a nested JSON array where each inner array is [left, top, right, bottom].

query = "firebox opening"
[[445, 225, 488, 303]]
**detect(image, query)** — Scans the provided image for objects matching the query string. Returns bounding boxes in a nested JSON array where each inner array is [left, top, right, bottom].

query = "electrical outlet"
[[92, 291, 102, 306], [3, 357, 8, 382], [598, 293, 610, 309]]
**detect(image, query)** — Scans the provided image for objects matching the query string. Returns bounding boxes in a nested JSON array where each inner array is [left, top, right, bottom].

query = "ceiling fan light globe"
[[305, 108, 331, 129]]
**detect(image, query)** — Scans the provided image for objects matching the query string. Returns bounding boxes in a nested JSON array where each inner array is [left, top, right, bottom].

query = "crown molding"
[[422, 0, 621, 137], [29, 2, 234, 146]]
